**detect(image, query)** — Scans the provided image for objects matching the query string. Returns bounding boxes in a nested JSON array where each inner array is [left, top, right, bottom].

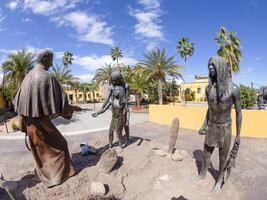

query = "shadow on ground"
[[193, 149, 219, 182], [171, 196, 189, 200], [71, 135, 150, 174]]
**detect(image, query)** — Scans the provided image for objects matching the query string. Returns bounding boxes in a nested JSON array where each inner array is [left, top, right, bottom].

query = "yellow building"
[[65, 83, 109, 103], [178, 75, 209, 102], [65, 90, 101, 103]]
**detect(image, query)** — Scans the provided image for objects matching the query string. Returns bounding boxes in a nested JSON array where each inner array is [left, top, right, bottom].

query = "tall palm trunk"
[[135, 93, 141, 108], [75, 90, 78, 103], [158, 78, 163, 105], [93, 91, 96, 110]]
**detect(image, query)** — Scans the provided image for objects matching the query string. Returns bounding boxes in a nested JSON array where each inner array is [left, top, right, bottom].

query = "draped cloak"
[[13, 65, 75, 187]]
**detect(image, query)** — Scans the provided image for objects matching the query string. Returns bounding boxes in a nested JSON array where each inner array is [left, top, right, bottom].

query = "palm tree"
[[215, 26, 242, 73], [80, 83, 91, 103], [93, 63, 117, 85], [111, 47, 122, 68], [50, 65, 79, 86], [177, 37, 194, 62], [128, 69, 147, 108], [70, 81, 81, 103], [139, 49, 184, 105], [120, 64, 133, 84], [89, 82, 99, 110], [63, 51, 74, 68], [1, 49, 34, 99]]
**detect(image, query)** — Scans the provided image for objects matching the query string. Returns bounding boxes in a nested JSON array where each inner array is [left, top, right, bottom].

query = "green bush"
[[11, 122, 20, 132], [240, 85, 257, 108]]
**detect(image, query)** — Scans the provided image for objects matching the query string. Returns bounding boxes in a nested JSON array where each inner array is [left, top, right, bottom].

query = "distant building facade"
[[64, 82, 109, 103], [177, 75, 209, 102]]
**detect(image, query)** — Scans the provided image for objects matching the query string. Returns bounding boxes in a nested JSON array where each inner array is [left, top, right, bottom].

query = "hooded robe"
[[13, 65, 75, 187]]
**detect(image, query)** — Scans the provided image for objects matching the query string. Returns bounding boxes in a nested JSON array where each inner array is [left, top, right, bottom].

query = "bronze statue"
[[196, 56, 242, 192], [92, 71, 129, 149], [13, 50, 81, 188]]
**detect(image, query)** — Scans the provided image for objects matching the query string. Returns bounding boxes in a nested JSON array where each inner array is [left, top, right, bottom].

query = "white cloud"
[[22, 17, 33, 23], [130, 10, 163, 39], [9, 0, 81, 16], [129, 0, 163, 50], [7, 1, 19, 10], [241, 67, 253, 75], [76, 73, 94, 83], [0, 46, 52, 63], [55, 51, 137, 71], [255, 57, 263, 61], [52, 11, 114, 46], [7, 1, 115, 46], [138, 0, 161, 9], [72, 54, 138, 71]]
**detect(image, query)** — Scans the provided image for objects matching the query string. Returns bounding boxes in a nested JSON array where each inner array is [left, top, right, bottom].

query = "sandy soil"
[[0, 122, 267, 200]]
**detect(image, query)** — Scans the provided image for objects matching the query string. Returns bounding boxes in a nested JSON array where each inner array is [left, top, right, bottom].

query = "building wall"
[[149, 105, 267, 138], [180, 81, 208, 102], [65, 89, 102, 103], [176, 76, 208, 102]]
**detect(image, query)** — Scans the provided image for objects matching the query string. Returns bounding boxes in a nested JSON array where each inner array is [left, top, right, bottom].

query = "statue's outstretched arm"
[[92, 102, 111, 117]]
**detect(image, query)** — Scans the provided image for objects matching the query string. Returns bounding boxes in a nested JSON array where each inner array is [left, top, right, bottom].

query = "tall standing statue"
[[13, 50, 81, 188], [196, 56, 242, 192], [92, 71, 130, 148]]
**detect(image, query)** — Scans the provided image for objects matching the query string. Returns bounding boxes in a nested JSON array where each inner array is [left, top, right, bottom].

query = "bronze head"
[[37, 49, 53, 70], [208, 56, 232, 101], [111, 71, 124, 86]]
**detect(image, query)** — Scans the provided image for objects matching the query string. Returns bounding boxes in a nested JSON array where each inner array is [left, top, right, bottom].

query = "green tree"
[[138, 49, 183, 105], [215, 26, 242, 73], [50, 65, 79, 86], [93, 63, 117, 85], [70, 82, 81, 103], [177, 37, 194, 62], [89, 82, 99, 109], [184, 88, 195, 101], [63, 51, 74, 68], [127, 68, 148, 108], [111, 47, 123, 68], [1, 49, 34, 100], [80, 83, 91, 103], [240, 85, 257, 108]]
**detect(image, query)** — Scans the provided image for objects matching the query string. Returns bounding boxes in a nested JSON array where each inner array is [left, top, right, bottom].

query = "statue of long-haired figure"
[[195, 56, 242, 192]]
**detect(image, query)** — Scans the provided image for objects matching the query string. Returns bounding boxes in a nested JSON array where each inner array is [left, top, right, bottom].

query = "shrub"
[[11, 122, 20, 132], [240, 85, 257, 108]]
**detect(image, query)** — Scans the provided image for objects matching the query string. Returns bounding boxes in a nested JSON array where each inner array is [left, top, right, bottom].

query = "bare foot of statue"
[[109, 143, 113, 149], [211, 179, 223, 193]]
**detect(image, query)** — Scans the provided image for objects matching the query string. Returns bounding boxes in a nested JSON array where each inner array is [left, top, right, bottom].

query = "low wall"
[[149, 105, 267, 138]]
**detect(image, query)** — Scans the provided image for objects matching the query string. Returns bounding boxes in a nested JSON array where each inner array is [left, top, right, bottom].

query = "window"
[[197, 88, 201, 94]]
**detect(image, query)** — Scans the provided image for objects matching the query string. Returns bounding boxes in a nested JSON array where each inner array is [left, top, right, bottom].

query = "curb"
[[0, 126, 110, 140]]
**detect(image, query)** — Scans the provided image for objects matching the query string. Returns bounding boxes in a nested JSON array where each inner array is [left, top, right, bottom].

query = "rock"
[[115, 146, 123, 153], [180, 149, 189, 157], [90, 182, 106, 196], [171, 153, 183, 161], [158, 175, 173, 181], [97, 149, 118, 173], [155, 149, 167, 157], [2, 181, 18, 191], [168, 118, 180, 153]]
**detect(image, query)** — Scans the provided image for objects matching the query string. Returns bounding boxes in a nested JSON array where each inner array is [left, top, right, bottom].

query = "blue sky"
[[0, 0, 266, 87]]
